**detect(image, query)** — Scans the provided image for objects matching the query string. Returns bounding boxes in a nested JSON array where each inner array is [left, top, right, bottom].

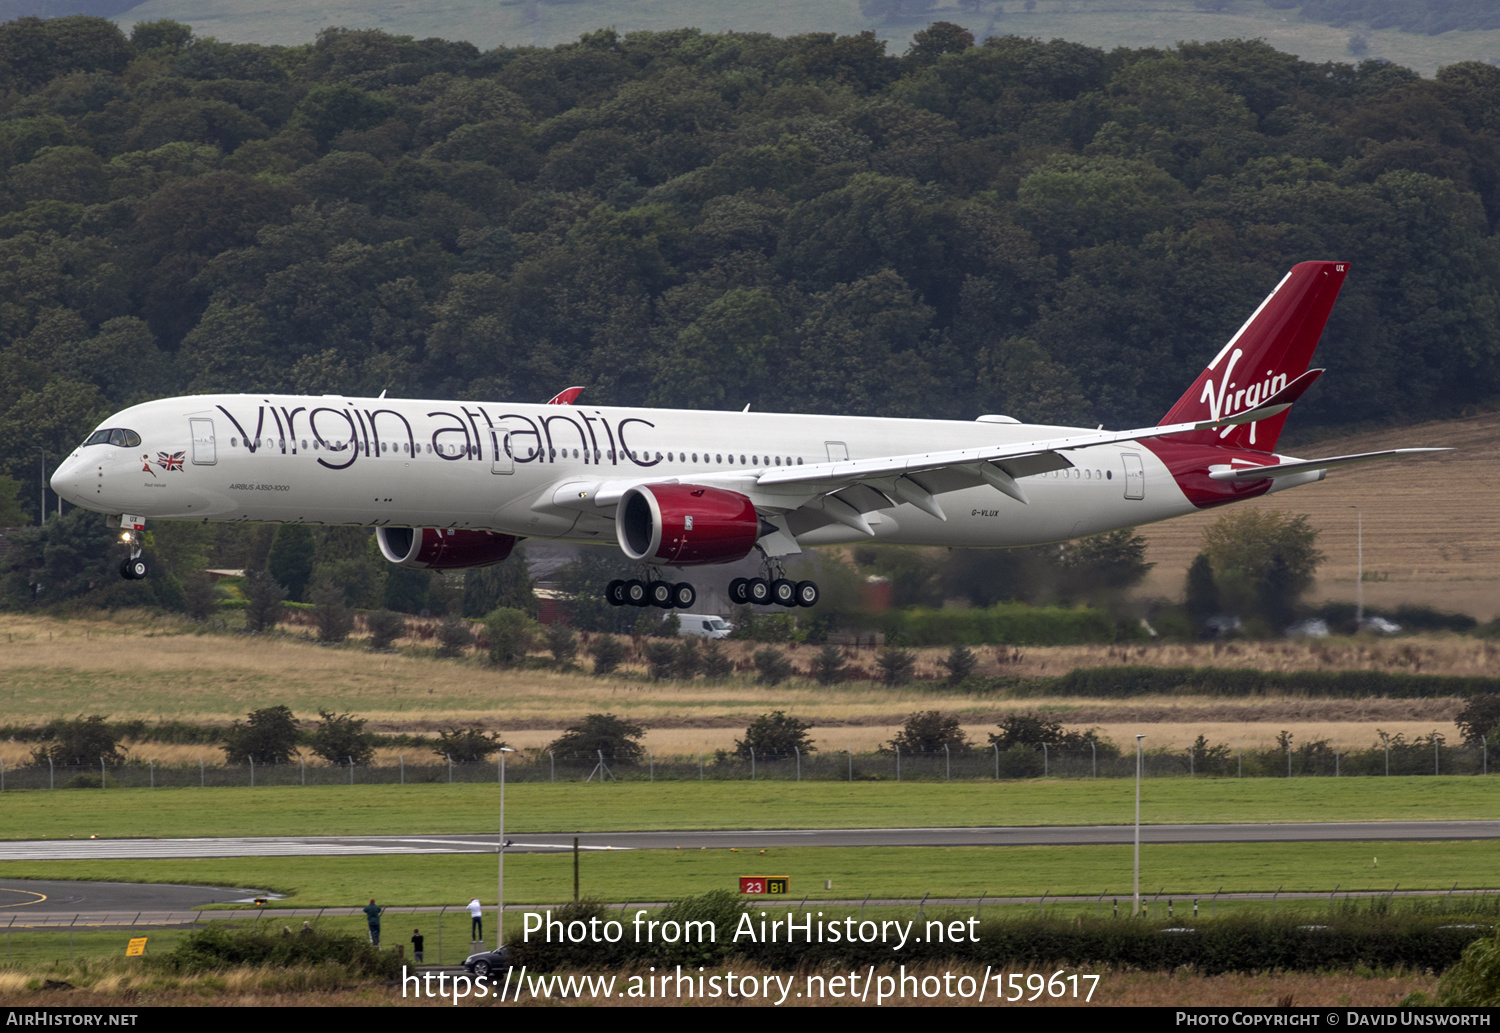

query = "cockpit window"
[[84, 428, 142, 448]]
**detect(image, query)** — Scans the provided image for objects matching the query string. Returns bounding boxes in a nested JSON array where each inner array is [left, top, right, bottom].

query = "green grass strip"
[[1, 776, 1493, 840]]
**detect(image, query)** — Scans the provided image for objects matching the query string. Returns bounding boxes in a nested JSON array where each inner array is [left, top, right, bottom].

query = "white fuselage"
[[50, 393, 1313, 555]]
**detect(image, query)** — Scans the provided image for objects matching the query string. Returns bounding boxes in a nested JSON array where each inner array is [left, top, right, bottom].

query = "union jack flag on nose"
[[156, 451, 185, 472]]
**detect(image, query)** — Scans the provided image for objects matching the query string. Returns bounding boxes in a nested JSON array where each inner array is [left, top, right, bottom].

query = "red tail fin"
[[1159, 261, 1348, 451]]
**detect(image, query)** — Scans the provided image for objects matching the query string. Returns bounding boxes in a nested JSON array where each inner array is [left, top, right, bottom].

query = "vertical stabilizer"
[[1158, 261, 1347, 451]]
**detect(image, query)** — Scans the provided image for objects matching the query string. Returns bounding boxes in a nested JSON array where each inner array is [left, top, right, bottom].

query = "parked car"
[[463, 946, 510, 977], [677, 614, 731, 639]]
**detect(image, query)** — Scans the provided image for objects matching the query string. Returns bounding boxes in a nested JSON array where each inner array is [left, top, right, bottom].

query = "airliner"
[[49, 261, 1441, 610]]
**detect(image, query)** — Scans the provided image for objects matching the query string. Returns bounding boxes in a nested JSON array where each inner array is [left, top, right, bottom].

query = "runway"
[[4, 819, 1498, 860], [3, 821, 1494, 920]]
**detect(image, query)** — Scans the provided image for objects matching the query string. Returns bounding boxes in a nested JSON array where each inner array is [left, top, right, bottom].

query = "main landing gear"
[[728, 576, 819, 608], [729, 553, 819, 608], [606, 575, 697, 611]]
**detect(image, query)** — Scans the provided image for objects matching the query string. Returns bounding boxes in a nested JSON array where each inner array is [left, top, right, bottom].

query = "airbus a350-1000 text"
[[50, 261, 1442, 610]]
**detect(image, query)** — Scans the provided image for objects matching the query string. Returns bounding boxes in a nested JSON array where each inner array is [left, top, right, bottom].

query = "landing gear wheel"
[[795, 580, 820, 607], [606, 579, 626, 606], [625, 579, 649, 606], [746, 577, 771, 605], [120, 558, 136, 581], [772, 578, 797, 607], [729, 578, 749, 605], [672, 582, 696, 609], [648, 580, 673, 608], [121, 558, 147, 580]]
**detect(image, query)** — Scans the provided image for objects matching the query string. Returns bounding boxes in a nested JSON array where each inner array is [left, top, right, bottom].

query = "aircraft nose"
[[50, 454, 90, 507]]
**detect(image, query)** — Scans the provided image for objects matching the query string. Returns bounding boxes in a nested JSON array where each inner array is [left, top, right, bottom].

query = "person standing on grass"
[[364, 898, 384, 945], [411, 928, 424, 963], [468, 896, 484, 943]]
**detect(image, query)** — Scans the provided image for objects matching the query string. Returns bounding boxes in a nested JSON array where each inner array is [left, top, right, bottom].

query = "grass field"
[[0, 612, 1488, 759], [1137, 411, 1500, 619], [0, 778, 1492, 840]]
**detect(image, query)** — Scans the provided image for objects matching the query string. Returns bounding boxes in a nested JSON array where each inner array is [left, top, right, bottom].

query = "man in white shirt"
[[468, 897, 483, 943]]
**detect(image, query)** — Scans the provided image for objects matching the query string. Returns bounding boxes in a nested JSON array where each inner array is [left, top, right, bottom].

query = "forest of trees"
[[1, 16, 1499, 530]]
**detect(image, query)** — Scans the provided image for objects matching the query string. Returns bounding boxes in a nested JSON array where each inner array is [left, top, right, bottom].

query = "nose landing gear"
[[116, 518, 147, 580]]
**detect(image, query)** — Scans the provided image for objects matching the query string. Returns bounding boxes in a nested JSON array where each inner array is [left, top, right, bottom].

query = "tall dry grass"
[[0, 613, 1482, 755]]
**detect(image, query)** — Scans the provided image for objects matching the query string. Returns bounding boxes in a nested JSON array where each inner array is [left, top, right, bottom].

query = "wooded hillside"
[[3, 17, 1499, 489]]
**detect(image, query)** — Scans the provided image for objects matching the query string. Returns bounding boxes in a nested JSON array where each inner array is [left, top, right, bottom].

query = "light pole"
[[1349, 505, 1363, 626], [1134, 734, 1145, 917], [498, 745, 515, 949]]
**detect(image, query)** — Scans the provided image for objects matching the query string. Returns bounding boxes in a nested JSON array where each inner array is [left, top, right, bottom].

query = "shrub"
[[543, 623, 577, 665], [484, 607, 538, 667], [310, 579, 354, 643], [434, 726, 507, 763], [877, 646, 916, 686], [164, 924, 398, 978], [436, 614, 473, 657], [655, 891, 749, 968], [244, 570, 286, 633], [753, 647, 793, 685], [672, 637, 701, 679], [365, 609, 405, 650], [182, 571, 218, 620], [736, 711, 815, 759], [31, 715, 124, 767], [547, 713, 645, 764], [644, 640, 677, 680], [940, 645, 978, 686], [812, 644, 846, 685], [310, 709, 374, 766], [590, 635, 626, 675], [222, 705, 299, 765], [700, 640, 733, 680], [889, 711, 968, 753]]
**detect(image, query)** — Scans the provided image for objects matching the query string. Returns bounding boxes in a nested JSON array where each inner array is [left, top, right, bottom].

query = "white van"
[[677, 614, 732, 639]]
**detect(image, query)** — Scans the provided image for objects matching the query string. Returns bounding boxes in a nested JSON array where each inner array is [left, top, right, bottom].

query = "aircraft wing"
[[726, 391, 1308, 532], [1206, 448, 1450, 482], [572, 371, 1344, 538]]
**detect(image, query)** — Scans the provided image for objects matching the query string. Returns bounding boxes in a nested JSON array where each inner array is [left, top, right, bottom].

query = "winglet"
[[546, 387, 585, 405]]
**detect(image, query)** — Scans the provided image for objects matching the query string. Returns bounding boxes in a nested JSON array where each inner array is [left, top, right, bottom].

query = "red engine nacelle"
[[376, 527, 518, 569], [616, 484, 760, 566]]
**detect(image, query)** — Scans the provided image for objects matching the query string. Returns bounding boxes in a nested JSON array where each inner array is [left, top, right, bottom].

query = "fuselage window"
[[740, 455, 746, 464], [752, 455, 759, 465], [230, 437, 239, 447], [716, 454, 722, 464], [774, 456, 781, 465], [797, 457, 803, 465]]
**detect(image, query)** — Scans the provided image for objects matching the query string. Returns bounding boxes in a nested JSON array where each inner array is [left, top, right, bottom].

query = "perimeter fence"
[[1, 738, 1491, 789]]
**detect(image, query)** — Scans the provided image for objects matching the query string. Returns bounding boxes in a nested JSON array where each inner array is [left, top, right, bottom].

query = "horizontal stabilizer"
[[1207, 448, 1450, 482]]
